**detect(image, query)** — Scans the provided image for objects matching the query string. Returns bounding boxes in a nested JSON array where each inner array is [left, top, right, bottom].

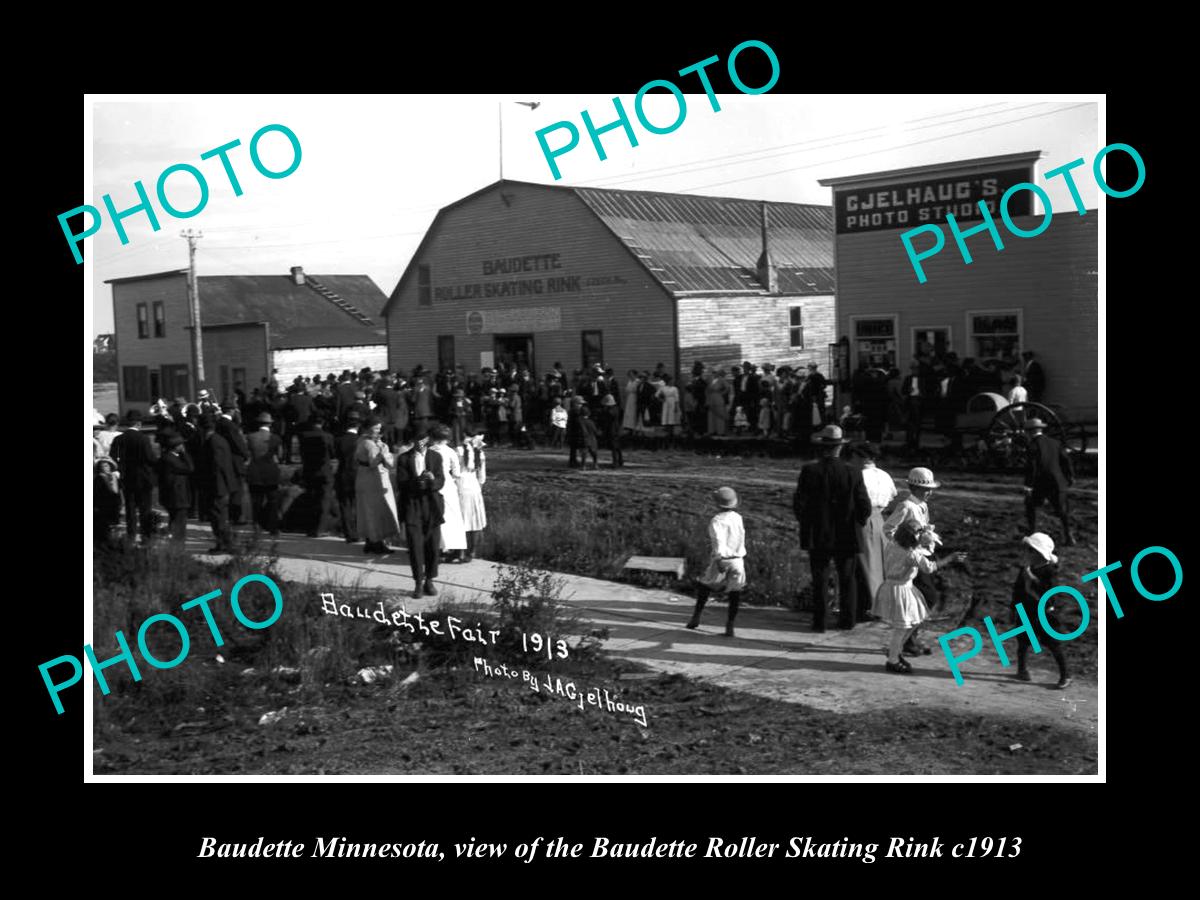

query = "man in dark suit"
[[395, 434, 445, 599], [374, 376, 404, 446], [216, 401, 248, 525], [334, 412, 361, 543], [246, 412, 283, 536], [900, 360, 924, 452], [1024, 418, 1075, 545], [283, 382, 313, 464], [794, 424, 872, 631], [197, 414, 238, 552], [1021, 351, 1046, 402], [298, 414, 338, 537], [158, 434, 194, 543], [110, 409, 159, 543], [334, 372, 358, 425]]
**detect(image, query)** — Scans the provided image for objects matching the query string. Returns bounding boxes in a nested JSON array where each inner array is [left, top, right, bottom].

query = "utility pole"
[[182, 229, 204, 397]]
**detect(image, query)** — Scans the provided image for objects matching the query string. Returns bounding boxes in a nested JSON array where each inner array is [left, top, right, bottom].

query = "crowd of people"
[[93, 348, 1074, 684], [682, 416, 1075, 684]]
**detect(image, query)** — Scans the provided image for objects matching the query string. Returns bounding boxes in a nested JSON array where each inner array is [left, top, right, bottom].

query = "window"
[[788, 307, 805, 348], [122, 365, 149, 402], [136, 303, 149, 339], [162, 364, 190, 399], [968, 310, 1022, 361], [418, 264, 432, 306], [437, 335, 455, 372], [852, 316, 898, 369], [153, 301, 166, 337], [581, 330, 603, 368]]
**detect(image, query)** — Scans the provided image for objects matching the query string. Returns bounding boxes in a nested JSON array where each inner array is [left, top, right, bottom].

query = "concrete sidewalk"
[[188, 525, 1098, 736]]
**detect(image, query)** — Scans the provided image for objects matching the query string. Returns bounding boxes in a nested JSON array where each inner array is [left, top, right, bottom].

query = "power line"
[[674, 102, 1094, 194], [582, 102, 1049, 190]]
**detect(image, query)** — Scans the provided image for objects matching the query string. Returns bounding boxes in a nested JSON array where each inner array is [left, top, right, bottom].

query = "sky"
[[88, 94, 1099, 336]]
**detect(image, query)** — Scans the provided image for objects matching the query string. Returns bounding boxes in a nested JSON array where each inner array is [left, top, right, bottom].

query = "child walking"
[[579, 406, 600, 470], [686, 486, 747, 637], [1011, 532, 1072, 689], [873, 519, 936, 673], [549, 398, 567, 449]]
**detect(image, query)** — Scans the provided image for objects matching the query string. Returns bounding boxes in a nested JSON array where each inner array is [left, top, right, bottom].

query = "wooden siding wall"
[[201, 325, 269, 401], [272, 345, 388, 384], [835, 213, 1098, 421], [677, 294, 836, 373], [111, 274, 192, 416], [387, 184, 676, 379]]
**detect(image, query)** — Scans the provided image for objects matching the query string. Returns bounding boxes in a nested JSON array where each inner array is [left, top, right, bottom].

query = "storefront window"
[[853, 317, 897, 369], [969, 311, 1021, 361]]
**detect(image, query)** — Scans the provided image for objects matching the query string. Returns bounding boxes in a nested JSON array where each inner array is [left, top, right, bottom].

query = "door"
[[493, 334, 534, 374], [162, 364, 190, 400], [912, 327, 951, 361]]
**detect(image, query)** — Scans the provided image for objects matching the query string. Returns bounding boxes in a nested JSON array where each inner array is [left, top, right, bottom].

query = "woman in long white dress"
[[429, 424, 467, 562], [354, 419, 400, 555], [621, 370, 640, 432], [457, 433, 488, 562], [657, 374, 681, 428]]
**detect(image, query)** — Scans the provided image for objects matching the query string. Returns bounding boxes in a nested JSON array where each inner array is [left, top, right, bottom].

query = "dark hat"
[[166, 433, 185, 448], [453, 388, 465, 397], [255, 412, 273, 425], [345, 411, 362, 424], [124, 409, 143, 424], [220, 400, 237, 411]]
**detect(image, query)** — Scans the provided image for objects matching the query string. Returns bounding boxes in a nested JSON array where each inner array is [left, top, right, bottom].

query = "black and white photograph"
[[82, 90, 1105, 778]]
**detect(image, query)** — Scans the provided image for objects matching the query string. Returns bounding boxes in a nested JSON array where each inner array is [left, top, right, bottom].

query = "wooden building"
[[819, 152, 1099, 422], [107, 266, 388, 416], [384, 180, 835, 380]]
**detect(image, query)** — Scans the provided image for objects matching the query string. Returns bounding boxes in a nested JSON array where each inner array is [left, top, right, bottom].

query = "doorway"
[[493, 334, 534, 374], [912, 326, 951, 362]]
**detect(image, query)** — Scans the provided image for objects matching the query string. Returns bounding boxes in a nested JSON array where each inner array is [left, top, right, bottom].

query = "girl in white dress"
[[457, 433, 487, 562], [429, 425, 468, 562], [873, 519, 935, 673]]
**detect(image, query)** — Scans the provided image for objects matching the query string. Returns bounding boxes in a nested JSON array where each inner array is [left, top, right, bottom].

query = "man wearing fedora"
[[246, 412, 283, 536], [794, 424, 872, 631], [1023, 418, 1075, 545], [395, 434, 446, 599], [110, 409, 159, 544]]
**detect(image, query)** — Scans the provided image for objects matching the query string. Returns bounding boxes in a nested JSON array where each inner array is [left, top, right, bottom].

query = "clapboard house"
[[384, 180, 836, 380], [108, 266, 389, 415]]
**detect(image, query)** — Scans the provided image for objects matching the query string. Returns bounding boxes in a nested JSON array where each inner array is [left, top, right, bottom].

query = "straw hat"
[[712, 486, 739, 509], [1024, 418, 1047, 431], [906, 467, 940, 488], [601, 393, 617, 407], [812, 424, 848, 445], [1022, 532, 1058, 564]]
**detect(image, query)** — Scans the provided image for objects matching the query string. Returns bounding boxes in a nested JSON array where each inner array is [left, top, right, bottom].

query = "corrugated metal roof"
[[574, 187, 834, 295], [195, 275, 388, 349]]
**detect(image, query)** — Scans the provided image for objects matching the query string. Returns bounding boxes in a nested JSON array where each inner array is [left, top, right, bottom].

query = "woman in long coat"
[[429, 424, 468, 561], [706, 370, 731, 435], [355, 418, 400, 554], [849, 443, 897, 618]]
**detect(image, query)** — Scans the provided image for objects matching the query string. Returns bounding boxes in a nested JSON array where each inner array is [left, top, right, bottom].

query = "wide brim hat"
[[601, 394, 617, 406], [712, 486, 739, 509], [812, 425, 849, 445], [906, 467, 941, 488], [1024, 418, 1048, 430], [255, 412, 273, 425], [197, 389, 210, 399], [1022, 532, 1058, 564]]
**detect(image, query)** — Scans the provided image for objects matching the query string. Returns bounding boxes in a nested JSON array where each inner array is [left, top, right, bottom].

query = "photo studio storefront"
[[818, 152, 1098, 423], [383, 180, 836, 381]]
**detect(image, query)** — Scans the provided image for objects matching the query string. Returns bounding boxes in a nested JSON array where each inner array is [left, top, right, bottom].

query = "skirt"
[[872, 580, 928, 628], [458, 470, 487, 532], [856, 508, 886, 602], [699, 557, 747, 593], [438, 483, 467, 550]]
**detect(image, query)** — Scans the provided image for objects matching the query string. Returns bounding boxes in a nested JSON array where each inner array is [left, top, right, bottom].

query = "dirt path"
[[190, 526, 1098, 741]]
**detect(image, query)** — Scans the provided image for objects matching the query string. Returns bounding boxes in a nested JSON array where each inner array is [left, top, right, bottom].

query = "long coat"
[[1025, 433, 1073, 491], [354, 435, 400, 543], [794, 456, 872, 554], [395, 447, 445, 529], [158, 449, 194, 510]]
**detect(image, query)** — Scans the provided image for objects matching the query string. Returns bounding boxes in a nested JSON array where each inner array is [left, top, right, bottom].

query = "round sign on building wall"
[[466, 311, 484, 335]]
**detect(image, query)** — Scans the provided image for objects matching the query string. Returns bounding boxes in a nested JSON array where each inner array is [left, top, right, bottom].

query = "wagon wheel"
[[985, 402, 1065, 469]]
